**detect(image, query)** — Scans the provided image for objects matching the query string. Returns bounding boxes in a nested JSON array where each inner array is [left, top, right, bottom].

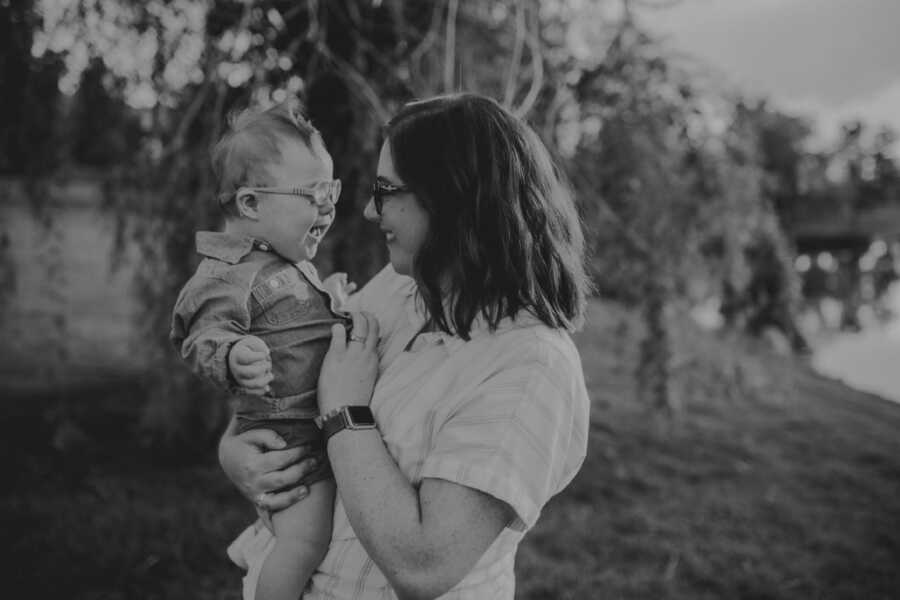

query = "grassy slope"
[[517, 301, 900, 599], [3, 299, 900, 599]]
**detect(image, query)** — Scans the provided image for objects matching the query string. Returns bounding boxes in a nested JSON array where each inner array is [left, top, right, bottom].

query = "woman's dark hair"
[[385, 93, 590, 339]]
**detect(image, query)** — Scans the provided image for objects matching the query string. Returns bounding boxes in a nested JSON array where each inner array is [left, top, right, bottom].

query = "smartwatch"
[[316, 406, 377, 440]]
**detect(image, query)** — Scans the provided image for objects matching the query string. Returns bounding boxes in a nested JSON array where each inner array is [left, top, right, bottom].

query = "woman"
[[221, 93, 591, 599]]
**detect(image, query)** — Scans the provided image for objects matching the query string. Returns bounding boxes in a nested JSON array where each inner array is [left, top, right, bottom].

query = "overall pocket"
[[251, 269, 315, 327]]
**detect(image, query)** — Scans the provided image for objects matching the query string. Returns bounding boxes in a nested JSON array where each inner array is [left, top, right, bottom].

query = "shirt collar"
[[195, 231, 269, 264], [295, 260, 321, 285]]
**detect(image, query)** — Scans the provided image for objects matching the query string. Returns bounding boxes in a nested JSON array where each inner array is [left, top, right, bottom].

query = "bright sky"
[[642, 0, 900, 153]]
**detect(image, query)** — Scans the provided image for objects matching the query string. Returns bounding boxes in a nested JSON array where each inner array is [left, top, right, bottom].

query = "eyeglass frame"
[[228, 179, 342, 209], [371, 178, 410, 215]]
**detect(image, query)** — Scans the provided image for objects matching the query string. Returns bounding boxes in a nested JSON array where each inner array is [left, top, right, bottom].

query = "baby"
[[170, 99, 350, 600]]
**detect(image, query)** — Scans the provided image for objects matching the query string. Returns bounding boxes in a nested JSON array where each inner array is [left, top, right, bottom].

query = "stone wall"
[[0, 176, 145, 389]]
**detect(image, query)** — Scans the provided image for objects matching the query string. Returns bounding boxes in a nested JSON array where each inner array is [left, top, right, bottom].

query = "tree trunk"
[[636, 274, 673, 415]]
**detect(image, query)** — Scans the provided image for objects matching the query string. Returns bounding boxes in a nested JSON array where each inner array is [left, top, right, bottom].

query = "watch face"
[[346, 406, 376, 426]]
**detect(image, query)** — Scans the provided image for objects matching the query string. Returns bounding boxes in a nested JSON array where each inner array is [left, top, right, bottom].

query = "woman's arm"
[[218, 415, 321, 510], [318, 314, 514, 600], [329, 430, 514, 600]]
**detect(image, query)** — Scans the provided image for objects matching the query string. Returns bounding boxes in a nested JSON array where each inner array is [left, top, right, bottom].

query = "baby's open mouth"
[[307, 224, 329, 240]]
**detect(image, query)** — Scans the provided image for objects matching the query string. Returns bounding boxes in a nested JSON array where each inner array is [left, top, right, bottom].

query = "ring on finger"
[[253, 492, 268, 508], [349, 334, 366, 343]]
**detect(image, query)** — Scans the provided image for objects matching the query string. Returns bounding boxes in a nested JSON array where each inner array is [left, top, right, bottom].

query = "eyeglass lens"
[[373, 188, 384, 214], [372, 181, 394, 215]]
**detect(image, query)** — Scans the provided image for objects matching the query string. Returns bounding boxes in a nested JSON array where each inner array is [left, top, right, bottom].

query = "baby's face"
[[256, 136, 336, 262]]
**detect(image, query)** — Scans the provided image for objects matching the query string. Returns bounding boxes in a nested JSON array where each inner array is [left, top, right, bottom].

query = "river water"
[[811, 282, 900, 403]]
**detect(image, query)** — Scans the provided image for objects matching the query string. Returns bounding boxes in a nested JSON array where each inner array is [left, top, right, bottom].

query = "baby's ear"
[[235, 191, 260, 219]]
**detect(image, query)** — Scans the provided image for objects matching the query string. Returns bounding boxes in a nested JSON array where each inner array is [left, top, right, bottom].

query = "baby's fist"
[[228, 336, 272, 396]]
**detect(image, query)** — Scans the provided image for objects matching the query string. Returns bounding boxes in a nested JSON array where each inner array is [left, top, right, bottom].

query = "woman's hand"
[[318, 311, 380, 415], [217, 417, 319, 512]]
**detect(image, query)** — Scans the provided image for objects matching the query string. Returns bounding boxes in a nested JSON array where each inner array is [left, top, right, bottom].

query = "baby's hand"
[[228, 336, 273, 396], [322, 272, 357, 307]]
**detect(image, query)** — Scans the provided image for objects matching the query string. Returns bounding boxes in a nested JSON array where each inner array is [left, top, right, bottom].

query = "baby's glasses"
[[233, 179, 342, 208], [371, 179, 409, 215]]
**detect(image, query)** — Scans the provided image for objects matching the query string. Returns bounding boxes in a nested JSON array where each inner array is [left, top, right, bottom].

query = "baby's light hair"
[[212, 97, 320, 217]]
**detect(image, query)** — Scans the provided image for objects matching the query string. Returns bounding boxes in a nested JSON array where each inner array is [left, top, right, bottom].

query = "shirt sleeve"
[[419, 337, 589, 531], [170, 275, 252, 390]]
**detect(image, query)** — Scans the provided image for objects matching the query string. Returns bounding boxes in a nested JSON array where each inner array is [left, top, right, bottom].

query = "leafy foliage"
[[93, 0, 558, 445], [7, 0, 897, 443], [0, 0, 65, 177]]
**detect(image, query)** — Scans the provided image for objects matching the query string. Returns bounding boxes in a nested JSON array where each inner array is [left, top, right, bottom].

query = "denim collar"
[[195, 231, 269, 265]]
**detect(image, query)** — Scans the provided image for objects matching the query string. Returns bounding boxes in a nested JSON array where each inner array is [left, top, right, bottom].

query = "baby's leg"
[[255, 479, 335, 600]]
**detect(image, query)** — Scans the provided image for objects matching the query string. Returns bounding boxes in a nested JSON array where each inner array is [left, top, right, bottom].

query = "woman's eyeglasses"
[[371, 179, 409, 215], [230, 180, 342, 208]]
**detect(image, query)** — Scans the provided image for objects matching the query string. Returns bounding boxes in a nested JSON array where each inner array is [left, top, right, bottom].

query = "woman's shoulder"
[[459, 319, 588, 417], [484, 317, 582, 369], [474, 321, 589, 419], [423, 318, 590, 531]]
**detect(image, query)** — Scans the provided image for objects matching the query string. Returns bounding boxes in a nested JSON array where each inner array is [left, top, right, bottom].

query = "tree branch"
[[326, 2, 420, 97], [159, 2, 254, 161], [315, 41, 391, 124], [503, 0, 526, 108], [443, 0, 459, 92], [160, 78, 212, 161], [512, 5, 543, 119], [570, 165, 653, 261], [409, 0, 445, 65]]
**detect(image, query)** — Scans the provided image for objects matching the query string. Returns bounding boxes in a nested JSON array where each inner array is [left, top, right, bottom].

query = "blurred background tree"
[[0, 0, 63, 177], [3, 0, 898, 448]]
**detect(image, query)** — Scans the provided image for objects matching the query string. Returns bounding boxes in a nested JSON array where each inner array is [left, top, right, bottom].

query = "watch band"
[[317, 406, 377, 440]]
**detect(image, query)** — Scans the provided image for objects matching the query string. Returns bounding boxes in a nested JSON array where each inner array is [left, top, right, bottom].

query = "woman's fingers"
[[349, 311, 368, 344], [255, 454, 320, 508], [363, 312, 379, 351], [257, 485, 309, 512], [238, 428, 287, 451], [260, 445, 307, 472], [329, 323, 347, 354], [277, 457, 322, 485], [258, 457, 319, 492]]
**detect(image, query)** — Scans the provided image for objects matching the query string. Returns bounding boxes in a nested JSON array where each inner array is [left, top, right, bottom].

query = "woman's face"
[[364, 141, 429, 276]]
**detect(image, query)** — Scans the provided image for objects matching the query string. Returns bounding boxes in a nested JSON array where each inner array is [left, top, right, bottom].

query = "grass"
[[4, 299, 900, 599], [2, 377, 248, 599], [516, 302, 900, 600]]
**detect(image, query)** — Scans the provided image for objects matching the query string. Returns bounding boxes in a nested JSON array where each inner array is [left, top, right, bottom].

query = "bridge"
[[790, 204, 900, 256]]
